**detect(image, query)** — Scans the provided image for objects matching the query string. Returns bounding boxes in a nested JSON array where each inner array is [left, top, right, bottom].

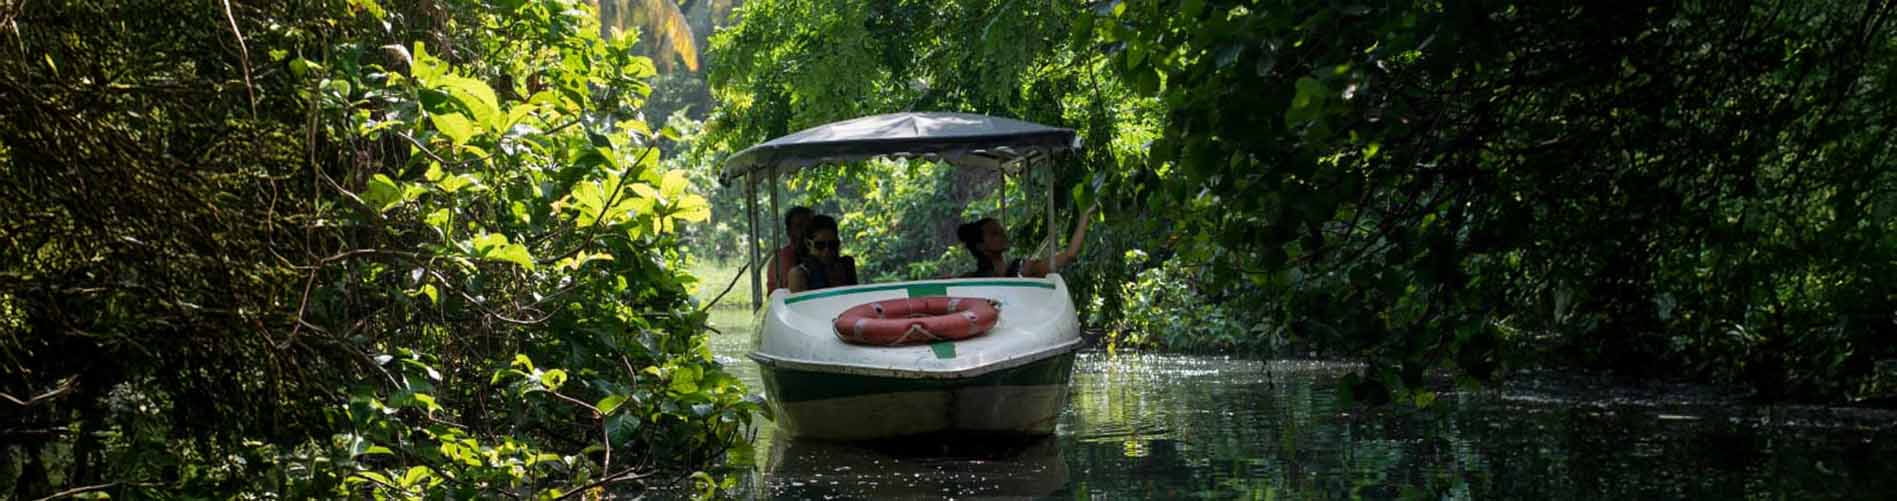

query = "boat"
[[721, 112, 1086, 441]]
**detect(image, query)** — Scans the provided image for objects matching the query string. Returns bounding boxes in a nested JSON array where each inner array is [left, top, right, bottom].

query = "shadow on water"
[[754, 435, 1068, 499], [706, 307, 1897, 499]]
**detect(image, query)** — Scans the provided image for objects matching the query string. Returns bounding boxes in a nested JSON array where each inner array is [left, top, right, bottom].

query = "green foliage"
[[1096, 0, 1897, 401], [669, 112, 763, 265], [1103, 251, 1283, 355], [0, 0, 750, 497], [702, 0, 1157, 299], [706, 0, 1897, 404]]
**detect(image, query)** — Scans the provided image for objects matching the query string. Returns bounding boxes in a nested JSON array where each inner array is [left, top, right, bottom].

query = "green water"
[[705, 306, 1896, 499]]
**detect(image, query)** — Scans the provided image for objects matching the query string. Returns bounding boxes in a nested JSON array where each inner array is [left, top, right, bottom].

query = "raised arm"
[[1054, 203, 1097, 268], [1024, 203, 1099, 277]]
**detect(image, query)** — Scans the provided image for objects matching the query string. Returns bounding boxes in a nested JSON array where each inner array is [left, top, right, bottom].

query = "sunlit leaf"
[[411, 41, 443, 83], [401, 465, 431, 488], [431, 112, 478, 145], [673, 195, 711, 223], [660, 169, 689, 200], [411, 283, 439, 305], [363, 174, 403, 212], [598, 394, 628, 415], [629, 182, 660, 203], [623, 119, 653, 139], [425, 208, 452, 232], [490, 244, 534, 270], [539, 369, 568, 391], [412, 393, 441, 415], [438, 74, 502, 131], [469, 233, 534, 270], [351, 471, 394, 486], [437, 173, 479, 193], [556, 252, 616, 271], [668, 365, 700, 395], [289, 57, 320, 78], [559, 175, 643, 228], [625, 0, 699, 72]]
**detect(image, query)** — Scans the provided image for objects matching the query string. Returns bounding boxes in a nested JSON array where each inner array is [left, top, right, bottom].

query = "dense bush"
[[1101, 0, 1897, 401], [0, 0, 752, 497], [1100, 251, 1283, 354]]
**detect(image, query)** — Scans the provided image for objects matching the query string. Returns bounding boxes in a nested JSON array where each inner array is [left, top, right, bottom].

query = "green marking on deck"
[[906, 284, 949, 298]]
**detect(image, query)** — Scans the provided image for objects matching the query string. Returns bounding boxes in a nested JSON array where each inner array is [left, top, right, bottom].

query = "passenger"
[[956, 204, 1096, 278], [788, 215, 859, 292], [767, 206, 815, 291]]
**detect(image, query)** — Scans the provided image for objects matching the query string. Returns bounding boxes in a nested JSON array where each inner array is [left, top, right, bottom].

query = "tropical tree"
[[0, 0, 751, 497]]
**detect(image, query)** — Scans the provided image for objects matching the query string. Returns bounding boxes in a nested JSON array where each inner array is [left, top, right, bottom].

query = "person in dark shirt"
[[788, 215, 858, 292], [767, 206, 814, 291]]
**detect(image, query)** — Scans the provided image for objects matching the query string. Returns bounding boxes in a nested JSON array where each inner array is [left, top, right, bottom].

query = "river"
[[705, 306, 1895, 499]]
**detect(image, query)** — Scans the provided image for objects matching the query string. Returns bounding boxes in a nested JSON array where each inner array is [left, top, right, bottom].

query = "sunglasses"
[[809, 239, 840, 251]]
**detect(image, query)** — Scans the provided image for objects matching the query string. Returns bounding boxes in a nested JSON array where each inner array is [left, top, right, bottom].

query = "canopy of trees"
[[704, 0, 1897, 403]]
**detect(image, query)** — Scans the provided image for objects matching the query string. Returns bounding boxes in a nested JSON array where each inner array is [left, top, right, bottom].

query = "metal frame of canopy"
[[721, 112, 1081, 310]]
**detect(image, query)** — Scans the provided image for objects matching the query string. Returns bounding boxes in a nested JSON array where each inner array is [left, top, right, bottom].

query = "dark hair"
[[807, 214, 838, 238], [784, 206, 814, 233], [958, 217, 998, 276], [798, 215, 840, 262]]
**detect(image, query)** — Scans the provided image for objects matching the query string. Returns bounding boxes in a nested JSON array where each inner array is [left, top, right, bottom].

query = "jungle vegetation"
[[3, 0, 1895, 498], [2, 0, 752, 497], [701, 0, 1897, 405]]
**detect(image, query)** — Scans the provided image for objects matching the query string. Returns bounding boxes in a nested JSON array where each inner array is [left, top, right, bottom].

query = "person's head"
[[784, 206, 815, 242], [803, 215, 840, 263], [956, 217, 1008, 260]]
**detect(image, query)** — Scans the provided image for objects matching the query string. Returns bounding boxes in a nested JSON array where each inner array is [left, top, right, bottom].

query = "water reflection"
[[712, 318, 1897, 499], [756, 436, 1067, 499]]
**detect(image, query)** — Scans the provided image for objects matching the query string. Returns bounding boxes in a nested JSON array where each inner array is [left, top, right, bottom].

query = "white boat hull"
[[749, 275, 1084, 440]]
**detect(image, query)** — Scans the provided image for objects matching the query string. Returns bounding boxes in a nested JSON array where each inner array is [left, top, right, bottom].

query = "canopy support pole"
[[768, 166, 782, 290], [745, 174, 762, 311], [1045, 161, 1057, 270], [999, 163, 1007, 226]]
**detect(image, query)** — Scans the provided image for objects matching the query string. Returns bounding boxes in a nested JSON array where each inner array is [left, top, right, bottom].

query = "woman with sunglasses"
[[787, 215, 858, 292]]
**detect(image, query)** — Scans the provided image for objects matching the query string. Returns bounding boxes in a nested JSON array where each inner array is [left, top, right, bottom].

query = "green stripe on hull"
[[760, 352, 1076, 403], [905, 283, 949, 297], [783, 280, 1055, 304]]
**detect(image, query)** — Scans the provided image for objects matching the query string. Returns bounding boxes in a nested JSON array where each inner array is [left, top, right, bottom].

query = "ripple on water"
[[718, 345, 1897, 499]]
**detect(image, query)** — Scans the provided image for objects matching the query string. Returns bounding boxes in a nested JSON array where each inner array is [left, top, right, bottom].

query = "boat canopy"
[[719, 112, 1079, 185], [730, 112, 1081, 310]]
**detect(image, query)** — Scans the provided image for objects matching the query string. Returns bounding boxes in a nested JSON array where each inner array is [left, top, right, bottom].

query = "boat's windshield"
[[755, 159, 1062, 292]]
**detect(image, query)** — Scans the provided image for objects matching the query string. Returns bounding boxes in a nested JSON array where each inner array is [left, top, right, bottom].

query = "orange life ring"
[[833, 297, 1000, 346]]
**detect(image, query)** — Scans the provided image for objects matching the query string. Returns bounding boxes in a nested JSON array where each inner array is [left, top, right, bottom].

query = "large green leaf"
[[431, 112, 478, 145], [363, 174, 404, 212], [411, 41, 444, 83], [437, 74, 502, 132], [469, 233, 535, 270]]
